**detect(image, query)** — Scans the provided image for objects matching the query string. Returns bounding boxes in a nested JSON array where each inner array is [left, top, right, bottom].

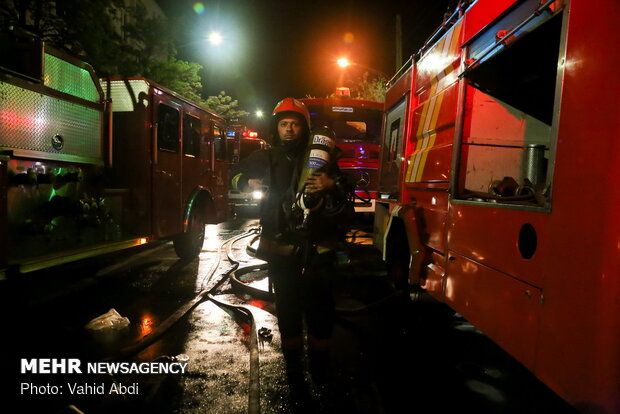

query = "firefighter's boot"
[[282, 336, 307, 389], [308, 335, 331, 385]]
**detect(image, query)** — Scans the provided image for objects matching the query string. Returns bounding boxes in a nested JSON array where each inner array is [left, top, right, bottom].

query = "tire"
[[386, 222, 411, 292], [174, 202, 206, 259]]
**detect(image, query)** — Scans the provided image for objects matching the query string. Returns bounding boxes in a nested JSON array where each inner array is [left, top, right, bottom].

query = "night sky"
[[156, 0, 453, 122]]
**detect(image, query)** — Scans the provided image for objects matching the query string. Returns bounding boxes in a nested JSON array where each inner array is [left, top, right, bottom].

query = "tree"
[[2, 0, 249, 118], [115, 1, 176, 78], [147, 58, 205, 104], [204, 91, 250, 121], [352, 72, 388, 103], [326, 72, 387, 102], [7, 0, 127, 76]]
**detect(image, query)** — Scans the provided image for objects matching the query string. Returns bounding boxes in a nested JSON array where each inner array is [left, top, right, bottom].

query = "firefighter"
[[231, 98, 353, 394]]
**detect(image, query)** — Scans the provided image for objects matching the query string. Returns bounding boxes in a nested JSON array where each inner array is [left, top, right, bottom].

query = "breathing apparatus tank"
[[294, 125, 336, 215]]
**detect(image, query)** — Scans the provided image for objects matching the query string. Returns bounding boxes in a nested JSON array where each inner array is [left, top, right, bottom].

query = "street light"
[[207, 31, 223, 46], [336, 57, 385, 78], [255, 110, 264, 118], [337, 57, 350, 68]]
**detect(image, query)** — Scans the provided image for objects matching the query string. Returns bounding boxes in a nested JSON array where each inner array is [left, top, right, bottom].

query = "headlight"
[[252, 191, 263, 200]]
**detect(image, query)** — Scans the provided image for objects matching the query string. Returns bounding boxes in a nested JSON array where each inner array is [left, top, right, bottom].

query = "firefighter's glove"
[[247, 178, 264, 190], [305, 172, 335, 193]]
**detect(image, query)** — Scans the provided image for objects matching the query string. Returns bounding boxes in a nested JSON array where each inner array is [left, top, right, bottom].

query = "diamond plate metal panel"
[[104, 79, 150, 112], [44, 54, 100, 102], [0, 81, 103, 163]]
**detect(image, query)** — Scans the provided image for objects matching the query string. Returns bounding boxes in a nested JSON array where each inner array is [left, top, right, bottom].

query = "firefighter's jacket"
[[231, 142, 354, 247]]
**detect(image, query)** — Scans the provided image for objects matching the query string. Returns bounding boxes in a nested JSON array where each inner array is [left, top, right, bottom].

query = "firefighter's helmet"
[[272, 98, 311, 130]]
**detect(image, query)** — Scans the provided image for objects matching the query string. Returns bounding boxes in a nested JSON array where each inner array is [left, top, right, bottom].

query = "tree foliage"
[[204, 91, 250, 121], [147, 59, 205, 104], [326, 72, 387, 102], [352, 72, 388, 103], [8, 0, 127, 76], [1, 0, 248, 119]]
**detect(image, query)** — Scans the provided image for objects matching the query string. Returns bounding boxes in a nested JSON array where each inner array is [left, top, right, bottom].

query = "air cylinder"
[[297, 126, 336, 193], [522, 144, 547, 186]]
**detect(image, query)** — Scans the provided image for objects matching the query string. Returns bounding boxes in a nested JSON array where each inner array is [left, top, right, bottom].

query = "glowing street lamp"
[[337, 57, 350, 68], [207, 31, 223, 46], [255, 110, 264, 118], [337, 57, 384, 77]]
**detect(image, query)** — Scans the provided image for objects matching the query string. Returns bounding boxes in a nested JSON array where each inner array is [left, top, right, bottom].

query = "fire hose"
[[235, 231, 408, 316], [101, 225, 404, 414], [103, 228, 262, 414]]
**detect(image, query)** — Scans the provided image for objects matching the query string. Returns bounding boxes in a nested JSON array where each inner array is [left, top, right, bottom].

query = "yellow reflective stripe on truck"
[[407, 20, 462, 183]]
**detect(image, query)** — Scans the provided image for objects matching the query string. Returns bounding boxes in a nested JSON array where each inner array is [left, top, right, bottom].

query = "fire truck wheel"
[[386, 224, 411, 293], [174, 204, 207, 259]]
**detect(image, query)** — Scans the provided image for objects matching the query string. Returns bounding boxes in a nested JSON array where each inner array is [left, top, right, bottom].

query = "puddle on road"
[[78, 220, 318, 412], [176, 295, 287, 414], [142, 223, 289, 413]]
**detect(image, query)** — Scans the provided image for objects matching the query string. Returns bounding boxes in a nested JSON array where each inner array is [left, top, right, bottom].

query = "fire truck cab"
[[376, 0, 619, 412], [301, 95, 383, 213]]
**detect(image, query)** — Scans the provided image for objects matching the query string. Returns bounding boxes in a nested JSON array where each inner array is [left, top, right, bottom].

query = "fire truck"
[[0, 33, 229, 277], [225, 126, 268, 214], [301, 92, 383, 213], [375, 0, 619, 412], [225, 125, 267, 164]]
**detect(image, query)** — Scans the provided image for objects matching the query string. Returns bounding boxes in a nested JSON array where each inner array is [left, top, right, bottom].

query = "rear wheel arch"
[[385, 217, 411, 290], [174, 188, 213, 259], [385, 207, 426, 288], [183, 187, 215, 231]]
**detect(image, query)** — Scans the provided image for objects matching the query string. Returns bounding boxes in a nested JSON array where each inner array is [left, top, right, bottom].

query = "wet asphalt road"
[[0, 217, 578, 414]]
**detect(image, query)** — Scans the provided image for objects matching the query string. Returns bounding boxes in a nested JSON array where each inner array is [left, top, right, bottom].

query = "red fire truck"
[[225, 125, 267, 164], [225, 126, 268, 214], [0, 34, 229, 277], [301, 94, 383, 213], [375, 0, 619, 412]]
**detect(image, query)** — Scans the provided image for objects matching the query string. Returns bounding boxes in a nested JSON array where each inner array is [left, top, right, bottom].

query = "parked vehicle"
[[0, 31, 229, 277], [225, 126, 268, 216], [375, 0, 619, 412], [301, 93, 383, 213]]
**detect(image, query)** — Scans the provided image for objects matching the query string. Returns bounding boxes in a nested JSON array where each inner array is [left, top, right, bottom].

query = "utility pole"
[[395, 14, 403, 72]]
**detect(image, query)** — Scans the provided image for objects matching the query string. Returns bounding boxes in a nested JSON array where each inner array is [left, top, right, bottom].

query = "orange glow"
[[139, 238, 147, 244], [337, 57, 350, 68], [343, 32, 355, 44], [248, 299, 268, 310], [140, 314, 154, 337]]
